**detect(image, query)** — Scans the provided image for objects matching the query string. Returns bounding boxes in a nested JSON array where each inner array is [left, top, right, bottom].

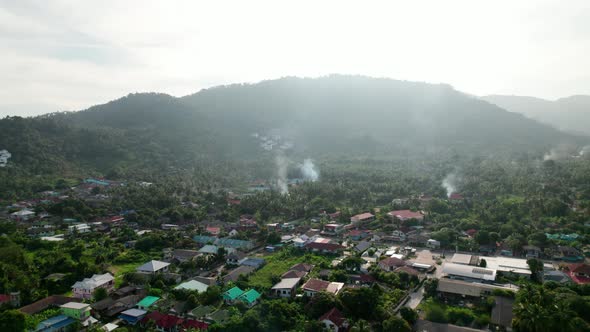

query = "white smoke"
[[579, 146, 590, 157], [0, 149, 11, 168], [275, 153, 289, 194], [543, 144, 577, 161], [300, 158, 319, 182], [442, 173, 457, 198]]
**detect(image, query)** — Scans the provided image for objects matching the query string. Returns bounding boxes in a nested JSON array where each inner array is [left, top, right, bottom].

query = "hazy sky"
[[1, 0, 589, 117]]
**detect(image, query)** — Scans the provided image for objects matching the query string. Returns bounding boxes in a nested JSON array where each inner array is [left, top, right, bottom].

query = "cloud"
[[1, 0, 590, 117]]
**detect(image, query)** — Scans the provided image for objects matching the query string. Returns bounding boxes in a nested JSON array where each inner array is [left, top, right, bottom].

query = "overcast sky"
[[1, 0, 589, 117]]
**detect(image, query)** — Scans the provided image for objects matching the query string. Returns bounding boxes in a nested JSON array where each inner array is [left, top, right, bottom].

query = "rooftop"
[[60, 302, 90, 310], [442, 263, 497, 281], [174, 280, 209, 293], [137, 296, 160, 308], [136, 260, 170, 273], [120, 308, 147, 318], [272, 278, 301, 289]]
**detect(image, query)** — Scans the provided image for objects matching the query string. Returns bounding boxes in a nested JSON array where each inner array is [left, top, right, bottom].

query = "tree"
[[479, 258, 487, 268], [93, 287, 108, 301], [400, 307, 418, 325], [305, 292, 338, 318], [527, 259, 544, 282], [0, 310, 26, 332], [382, 316, 411, 332]]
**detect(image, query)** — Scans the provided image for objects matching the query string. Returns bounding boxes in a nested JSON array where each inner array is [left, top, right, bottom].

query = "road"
[[405, 286, 424, 309]]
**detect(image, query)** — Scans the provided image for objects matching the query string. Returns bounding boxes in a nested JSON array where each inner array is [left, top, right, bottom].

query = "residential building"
[[240, 258, 266, 269], [226, 251, 246, 265], [302, 279, 344, 297], [271, 278, 301, 298], [172, 249, 201, 263], [378, 257, 405, 272], [136, 296, 160, 311], [437, 278, 518, 298], [305, 242, 345, 254], [237, 289, 261, 307], [34, 315, 76, 332], [60, 302, 91, 321], [223, 266, 256, 283], [174, 280, 209, 293], [72, 273, 114, 299], [523, 245, 541, 259], [119, 309, 147, 325], [223, 287, 244, 304], [322, 223, 344, 236], [319, 308, 348, 332], [350, 212, 375, 224], [136, 260, 170, 274], [426, 239, 441, 249], [10, 209, 35, 221], [387, 210, 424, 221]]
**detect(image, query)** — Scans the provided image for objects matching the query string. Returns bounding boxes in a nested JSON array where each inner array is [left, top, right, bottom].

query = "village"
[[1, 175, 588, 332]]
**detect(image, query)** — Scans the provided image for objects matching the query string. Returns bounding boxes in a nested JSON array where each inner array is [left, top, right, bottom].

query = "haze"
[[1, 0, 589, 117]]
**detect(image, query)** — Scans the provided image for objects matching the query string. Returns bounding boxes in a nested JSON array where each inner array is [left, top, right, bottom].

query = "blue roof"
[[193, 235, 217, 244], [35, 315, 75, 332], [240, 258, 266, 268]]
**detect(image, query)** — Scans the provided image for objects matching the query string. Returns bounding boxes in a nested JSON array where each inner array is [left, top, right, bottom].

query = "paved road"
[[405, 286, 424, 309]]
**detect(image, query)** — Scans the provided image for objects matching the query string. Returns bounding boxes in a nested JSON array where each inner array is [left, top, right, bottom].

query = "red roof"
[[142, 312, 184, 329], [303, 278, 330, 292], [449, 193, 464, 200], [0, 294, 10, 303], [319, 307, 347, 327], [465, 229, 477, 236], [110, 216, 124, 222], [206, 226, 220, 234], [570, 263, 590, 275], [328, 211, 341, 219], [387, 210, 424, 220], [182, 319, 209, 330], [346, 230, 368, 237], [351, 213, 374, 221]]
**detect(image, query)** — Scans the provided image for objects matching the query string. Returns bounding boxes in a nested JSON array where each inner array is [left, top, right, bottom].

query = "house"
[[349, 274, 376, 286], [136, 260, 170, 274], [240, 257, 266, 269], [223, 287, 244, 304], [226, 251, 247, 265], [172, 249, 201, 263], [206, 226, 221, 236], [543, 270, 571, 284], [35, 315, 76, 332], [68, 223, 91, 234], [567, 263, 590, 284], [378, 257, 405, 272], [387, 210, 424, 221], [319, 307, 348, 332], [555, 246, 583, 262], [354, 241, 371, 254], [523, 245, 541, 259], [237, 289, 261, 307], [60, 302, 92, 325], [136, 296, 160, 311], [282, 270, 307, 279], [391, 230, 406, 242], [161, 224, 180, 230], [199, 244, 220, 255], [350, 212, 375, 224], [305, 242, 345, 254], [119, 308, 147, 325], [140, 312, 187, 332], [394, 265, 421, 277], [19, 295, 82, 315], [174, 280, 209, 293], [290, 263, 314, 273], [449, 193, 464, 200], [426, 239, 441, 249], [10, 209, 35, 221], [223, 266, 256, 283], [346, 230, 370, 241], [490, 297, 515, 331], [323, 223, 344, 236], [271, 278, 301, 298], [91, 294, 143, 318], [72, 273, 114, 299], [228, 229, 239, 237], [302, 278, 344, 297]]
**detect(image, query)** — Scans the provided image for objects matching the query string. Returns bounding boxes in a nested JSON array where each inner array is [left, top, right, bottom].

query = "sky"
[[1, 0, 589, 117]]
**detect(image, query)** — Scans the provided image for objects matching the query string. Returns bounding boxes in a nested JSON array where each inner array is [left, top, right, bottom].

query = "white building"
[[72, 273, 114, 299], [10, 209, 35, 221], [136, 260, 170, 274], [442, 263, 497, 282], [271, 278, 300, 298]]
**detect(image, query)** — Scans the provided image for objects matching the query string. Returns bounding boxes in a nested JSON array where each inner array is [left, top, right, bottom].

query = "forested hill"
[[482, 94, 590, 135], [0, 76, 586, 177]]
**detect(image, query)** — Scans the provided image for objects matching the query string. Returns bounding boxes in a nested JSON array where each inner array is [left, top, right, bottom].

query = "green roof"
[[223, 286, 244, 300], [238, 289, 261, 304], [174, 280, 209, 293], [208, 309, 230, 323], [137, 296, 160, 308]]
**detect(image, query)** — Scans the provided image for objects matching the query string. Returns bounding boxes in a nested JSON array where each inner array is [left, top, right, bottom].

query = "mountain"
[[482, 94, 590, 135], [1, 75, 586, 178]]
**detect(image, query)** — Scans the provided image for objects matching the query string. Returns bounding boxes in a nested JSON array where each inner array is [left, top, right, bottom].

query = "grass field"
[[247, 248, 332, 290], [109, 262, 143, 287]]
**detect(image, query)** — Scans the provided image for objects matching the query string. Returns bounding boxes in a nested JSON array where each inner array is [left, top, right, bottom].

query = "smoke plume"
[[300, 158, 319, 182], [275, 153, 289, 194], [442, 173, 457, 198]]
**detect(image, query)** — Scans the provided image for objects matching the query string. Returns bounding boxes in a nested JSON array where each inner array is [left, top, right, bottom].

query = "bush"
[[425, 302, 447, 323], [446, 307, 475, 326]]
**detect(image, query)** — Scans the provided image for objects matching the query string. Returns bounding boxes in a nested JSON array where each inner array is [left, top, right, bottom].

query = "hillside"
[[482, 94, 590, 135], [1, 76, 586, 179]]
